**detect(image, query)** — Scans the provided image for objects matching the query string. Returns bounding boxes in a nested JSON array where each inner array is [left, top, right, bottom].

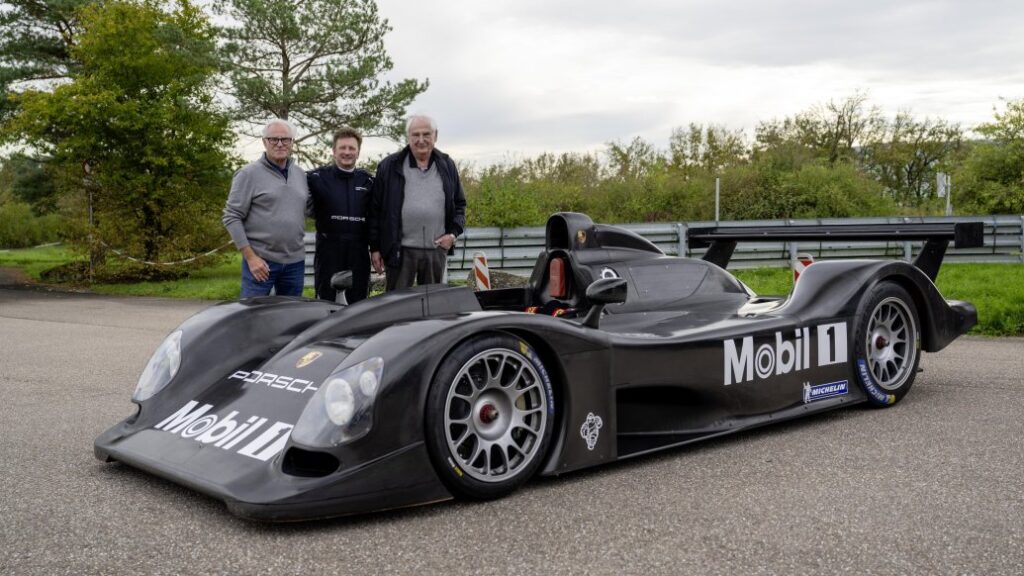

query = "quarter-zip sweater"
[[222, 155, 308, 263]]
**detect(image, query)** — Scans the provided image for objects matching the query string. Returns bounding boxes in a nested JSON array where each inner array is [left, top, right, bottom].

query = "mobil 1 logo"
[[153, 400, 293, 462], [724, 322, 848, 385]]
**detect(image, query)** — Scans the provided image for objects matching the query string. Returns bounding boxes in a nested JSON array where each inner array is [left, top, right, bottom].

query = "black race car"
[[95, 212, 982, 521]]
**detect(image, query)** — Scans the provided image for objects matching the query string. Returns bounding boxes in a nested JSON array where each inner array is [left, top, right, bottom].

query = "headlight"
[[133, 330, 182, 402], [325, 377, 355, 425], [292, 357, 384, 446]]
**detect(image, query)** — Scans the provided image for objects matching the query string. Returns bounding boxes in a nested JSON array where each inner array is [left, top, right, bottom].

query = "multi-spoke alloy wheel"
[[444, 348, 548, 482], [853, 282, 921, 407], [866, 296, 917, 390], [426, 333, 555, 499]]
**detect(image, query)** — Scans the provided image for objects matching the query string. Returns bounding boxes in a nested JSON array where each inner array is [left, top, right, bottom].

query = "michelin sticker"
[[802, 380, 849, 403], [580, 412, 603, 450]]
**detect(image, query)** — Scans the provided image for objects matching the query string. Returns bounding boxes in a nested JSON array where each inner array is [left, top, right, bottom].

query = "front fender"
[[132, 297, 337, 425]]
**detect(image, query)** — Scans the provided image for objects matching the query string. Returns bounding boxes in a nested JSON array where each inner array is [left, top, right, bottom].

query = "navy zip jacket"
[[306, 165, 374, 240], [368, 146, 466, 268]]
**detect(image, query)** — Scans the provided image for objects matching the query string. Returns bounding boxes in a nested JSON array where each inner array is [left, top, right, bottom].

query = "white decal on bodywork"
[[580, 412, 603, 451], [154, 400, 293, 461], [723, 322, 847, 385]]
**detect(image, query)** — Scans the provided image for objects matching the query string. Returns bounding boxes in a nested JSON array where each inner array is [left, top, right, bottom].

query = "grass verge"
[[0, 245, 80, 278]]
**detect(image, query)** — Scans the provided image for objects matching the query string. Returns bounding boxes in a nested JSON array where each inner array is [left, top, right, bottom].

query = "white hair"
[[262, 118, 297, 139], [405, 114, 438, 137]]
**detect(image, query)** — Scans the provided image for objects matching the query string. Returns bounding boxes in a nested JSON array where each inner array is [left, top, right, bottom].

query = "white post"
[[945, 173, 953, 216], [715, 177, 720, 222]]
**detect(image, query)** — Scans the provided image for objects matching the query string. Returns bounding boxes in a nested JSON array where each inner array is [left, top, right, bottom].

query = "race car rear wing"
[[687, 222, 984, 281]]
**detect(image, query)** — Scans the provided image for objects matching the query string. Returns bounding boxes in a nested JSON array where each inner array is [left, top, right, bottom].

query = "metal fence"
[[304, 215, 1024, 284]]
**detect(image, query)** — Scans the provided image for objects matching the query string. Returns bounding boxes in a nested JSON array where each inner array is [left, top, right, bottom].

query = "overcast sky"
[[324, 0, 1024, 166]]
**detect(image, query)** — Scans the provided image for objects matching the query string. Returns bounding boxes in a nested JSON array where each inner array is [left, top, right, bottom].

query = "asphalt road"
[[1, 286, 1022, 576]]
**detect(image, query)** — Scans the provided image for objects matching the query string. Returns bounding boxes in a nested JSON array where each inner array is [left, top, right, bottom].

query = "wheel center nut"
[[875, 336, 889, 349], [480, 403, 499, 424]]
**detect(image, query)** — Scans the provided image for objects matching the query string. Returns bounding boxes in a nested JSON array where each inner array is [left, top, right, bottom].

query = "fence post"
[[1019, 215, 1024, 263], [903, 241, 912, 262], [676, 222, 687, 257]]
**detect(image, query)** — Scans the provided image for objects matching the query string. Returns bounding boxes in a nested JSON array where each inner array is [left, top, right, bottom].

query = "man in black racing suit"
[[306, 127, 374, 303]]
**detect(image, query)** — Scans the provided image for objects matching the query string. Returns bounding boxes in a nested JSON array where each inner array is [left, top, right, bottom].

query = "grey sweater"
[[222, 156, 308, 263]]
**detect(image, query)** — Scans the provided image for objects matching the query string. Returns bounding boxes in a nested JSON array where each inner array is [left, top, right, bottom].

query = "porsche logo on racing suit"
[[724, 322, 848, 385], [154, 401, 293, 461]]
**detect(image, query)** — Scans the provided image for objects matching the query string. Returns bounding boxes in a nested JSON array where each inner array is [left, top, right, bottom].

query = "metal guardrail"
[[304, 215, 1024, 284]]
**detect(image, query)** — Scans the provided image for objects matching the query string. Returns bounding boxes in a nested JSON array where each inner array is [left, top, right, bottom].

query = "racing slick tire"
[[852, 281, 921, 407], [425, 332, 556, 500]]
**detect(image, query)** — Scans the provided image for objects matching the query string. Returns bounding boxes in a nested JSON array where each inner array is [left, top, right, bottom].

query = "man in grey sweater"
[[222, 119, 308, 297]]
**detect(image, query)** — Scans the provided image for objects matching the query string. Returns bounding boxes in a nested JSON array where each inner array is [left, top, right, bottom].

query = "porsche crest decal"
[[296, 351, 322, 368]]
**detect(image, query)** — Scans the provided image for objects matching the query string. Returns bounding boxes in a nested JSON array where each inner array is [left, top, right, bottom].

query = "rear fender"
[[785, 261, 973, 352]]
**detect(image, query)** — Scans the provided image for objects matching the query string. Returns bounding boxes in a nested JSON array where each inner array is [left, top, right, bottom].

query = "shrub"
[[0, 201, 63, 248]]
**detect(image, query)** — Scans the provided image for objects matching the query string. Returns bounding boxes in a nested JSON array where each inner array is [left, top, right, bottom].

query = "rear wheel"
[[425, 333, 555, 500], [852, 282, 921, 407]]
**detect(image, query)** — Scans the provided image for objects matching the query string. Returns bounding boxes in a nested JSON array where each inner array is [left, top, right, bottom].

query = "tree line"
[[463, 94, 1024, 228], [1, 0, 1023, 270]]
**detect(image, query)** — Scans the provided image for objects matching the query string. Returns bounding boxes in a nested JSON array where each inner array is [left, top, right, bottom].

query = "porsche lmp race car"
[[95, 213, 982, 521]]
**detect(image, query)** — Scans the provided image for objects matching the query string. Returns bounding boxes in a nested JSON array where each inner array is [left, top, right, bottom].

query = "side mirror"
[[330, 271, 353, 305], [581, 277, 627, 328]]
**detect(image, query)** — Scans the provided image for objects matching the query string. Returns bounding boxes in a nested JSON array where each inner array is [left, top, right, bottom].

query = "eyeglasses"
[[264, 137, 293, 146]]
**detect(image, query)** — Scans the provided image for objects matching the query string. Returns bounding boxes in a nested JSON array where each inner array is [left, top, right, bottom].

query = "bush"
[[0, 201, 63, 248]]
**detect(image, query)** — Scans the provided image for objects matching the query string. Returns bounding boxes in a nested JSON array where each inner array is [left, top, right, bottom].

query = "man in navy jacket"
[[306, 127, 374, 302]]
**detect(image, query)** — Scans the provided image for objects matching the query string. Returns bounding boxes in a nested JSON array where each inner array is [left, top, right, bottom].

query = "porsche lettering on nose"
[[228, 370, 318, 394]]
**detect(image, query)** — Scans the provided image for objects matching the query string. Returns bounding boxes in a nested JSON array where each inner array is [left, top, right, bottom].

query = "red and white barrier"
[[473, 252, 491, 291]]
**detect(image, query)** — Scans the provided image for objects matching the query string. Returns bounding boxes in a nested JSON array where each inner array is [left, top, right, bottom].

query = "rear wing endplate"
[[687, 222, 984, 281]]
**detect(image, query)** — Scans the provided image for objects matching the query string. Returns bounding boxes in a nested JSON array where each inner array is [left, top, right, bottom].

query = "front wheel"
[[425, 333, 556, 500], [852, 282, 921, 407]]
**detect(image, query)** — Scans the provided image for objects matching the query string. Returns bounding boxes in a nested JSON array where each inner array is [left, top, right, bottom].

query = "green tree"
[[954, 99, 1024, 214], [859, 112, 962, 205], [755, 93, 883, 166], [7, 0, 236, 265], [217, 0, 428, 164], [0, 0, 93, 119], [668, 123, 748, 175], [0, 153, 59, 213], [606, 137, 663, 180]]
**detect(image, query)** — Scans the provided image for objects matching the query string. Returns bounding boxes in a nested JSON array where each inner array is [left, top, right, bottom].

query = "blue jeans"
[[240, 259, 306, 298]]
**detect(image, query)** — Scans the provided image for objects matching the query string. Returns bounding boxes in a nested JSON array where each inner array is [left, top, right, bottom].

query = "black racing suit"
[[306, 165, 374, 302]]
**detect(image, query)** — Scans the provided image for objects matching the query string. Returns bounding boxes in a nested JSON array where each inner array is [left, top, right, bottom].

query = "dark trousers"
[[314, 236, 370, 303], [386, 246, 447, 291]]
